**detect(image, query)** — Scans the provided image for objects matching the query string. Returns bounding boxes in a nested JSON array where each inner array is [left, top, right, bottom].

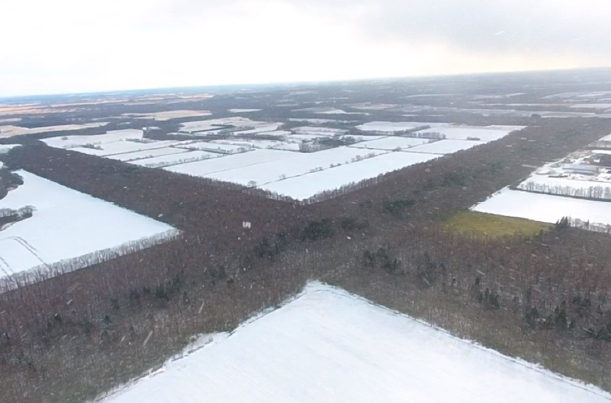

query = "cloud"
[[0, 0, 609, 96]]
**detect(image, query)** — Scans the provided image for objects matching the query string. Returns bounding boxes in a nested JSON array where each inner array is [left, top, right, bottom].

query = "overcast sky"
[[1, 0, 611, 96]]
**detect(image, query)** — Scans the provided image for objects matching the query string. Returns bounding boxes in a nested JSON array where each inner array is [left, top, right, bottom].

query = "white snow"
[[570, 104, 611, 110], [42, 129, 144, 149], [69, 140, 185, 157], [174, 141, 252, 154], [106, 147, 189, 162], [128, 151, 220, 168], [228, 109, 261, 113], [165, 149, 294, 177], [357, 121, 450, 133], [350, 136, 430, 150], [104, 283, 611, 403], [0, 144, 20, 154], [413, 126, 520, 143], [259, 152, 438, 200], [204, 147, 387, 187], [0, 171, 177, 281], [123, 110, 212, 121], [471, 187, 611, 226], [408, 139, 486, 155]]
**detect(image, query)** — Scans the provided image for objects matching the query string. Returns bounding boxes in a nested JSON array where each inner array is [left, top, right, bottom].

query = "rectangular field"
[[350, 137, 430, 150], [103, 283, 610, 403], [107, 147, 189, 162], [413, 126, 522, 143], [164, 149, 295, 177], [408, 139, 486, 154], [0, 171, 177, 282], [471, 187, 611, 227], [204, 147, 388, 187], [258, 152, 439, 200], [128, 151, 221, 168]]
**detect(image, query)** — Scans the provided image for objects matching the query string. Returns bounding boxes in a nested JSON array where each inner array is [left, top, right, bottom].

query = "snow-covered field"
[[0, 122, 107, 138], [123, 110, 211, 121], [0, 171, 177, 282], [128, 151, 221, 168], [408, 139, 486, 155], [518, 174, 611, 199], [175, 141, 252, 154], [259, 152, 438, 200], [211, 139, 301, 152], [42, 129, 143, 149], [471, 187, 611, 227], [107, 147, 189, 162], [204, 147, 387, 187], [414, 126, 524, 143], [350, 136, 430, 150], [68, 140, 185, 157], [228, 108, 261, 113], [104, 283, 610, 403], [165, 149, 294, 177], [357, 121, 450, 133]]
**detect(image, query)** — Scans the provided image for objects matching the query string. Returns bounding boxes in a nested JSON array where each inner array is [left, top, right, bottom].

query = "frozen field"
[[408, 139, 486, 155], [356, 121, 450, 133], [175, 141, 252, 154], [0, 122, 107, 138], [414, 126, 523, 143], [471, 187, 611, 227], [128, 150, 220, 168], [43, 129, 144, 149], [350, 136, 430, 150], [259, 152, 438, 200], [165, 149, 294, 177], [204, 147, 387, 187], [518, 174, 611, 199], [123, 110, 211, 121], [104, 283, 610, 403], [68, 140, 184, 157], [0, 171, 177, 281], [106, 147, 188, 162]]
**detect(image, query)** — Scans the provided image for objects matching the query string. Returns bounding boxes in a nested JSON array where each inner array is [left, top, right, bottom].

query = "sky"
[[1, 0, 611, 96]]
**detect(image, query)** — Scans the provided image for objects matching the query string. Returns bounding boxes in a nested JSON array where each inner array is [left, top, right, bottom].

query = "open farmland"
[[472, 187, 611, 230], [103, 283, 610, 403], [0, 170, 178, 286], [407, 139, 486, 154], [472, 131, 611, 232], [259, 152, 439, 200]]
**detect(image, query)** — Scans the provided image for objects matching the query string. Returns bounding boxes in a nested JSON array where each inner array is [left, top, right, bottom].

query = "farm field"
[[349, 136, 430, 150], [164, 149, 295, 177], [106, 147, 189, 162], [203, 147, 387, 187], [0, 122, 108, 138], [356, 121, 450, 132], [471, 187, 611, 228], [259, 152, 439, 200], [0, 170, 177, 284], [128, 150, 221, 168], [414, 125, 525, 143], [408, 139, 486, 154], [103, 283, 610, 403], [42, 129, 144, 149]]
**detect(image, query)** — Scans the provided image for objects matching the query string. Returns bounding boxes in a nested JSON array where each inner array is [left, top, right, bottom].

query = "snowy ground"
[[0, 122, 108, 138], [42, 129, 144, 149], [356, 121, 450, 133], [128, 151, 221, 168], [123, 110, 211, 121], [259, 152, 438, 200], [103, 282, 611, 403], [165, 149, 294, 177], [0, 171, 177, 283], [408, 139, 486, 155], [413, 126, 523, 143], [106, 147, 189, 162], [350, 136, 430, 150], [203, 147, 387, 187], [471, 187, 611, 227]]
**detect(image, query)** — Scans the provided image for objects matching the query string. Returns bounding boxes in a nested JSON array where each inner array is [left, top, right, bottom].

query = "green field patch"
[[445, 211, 549, 238]]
